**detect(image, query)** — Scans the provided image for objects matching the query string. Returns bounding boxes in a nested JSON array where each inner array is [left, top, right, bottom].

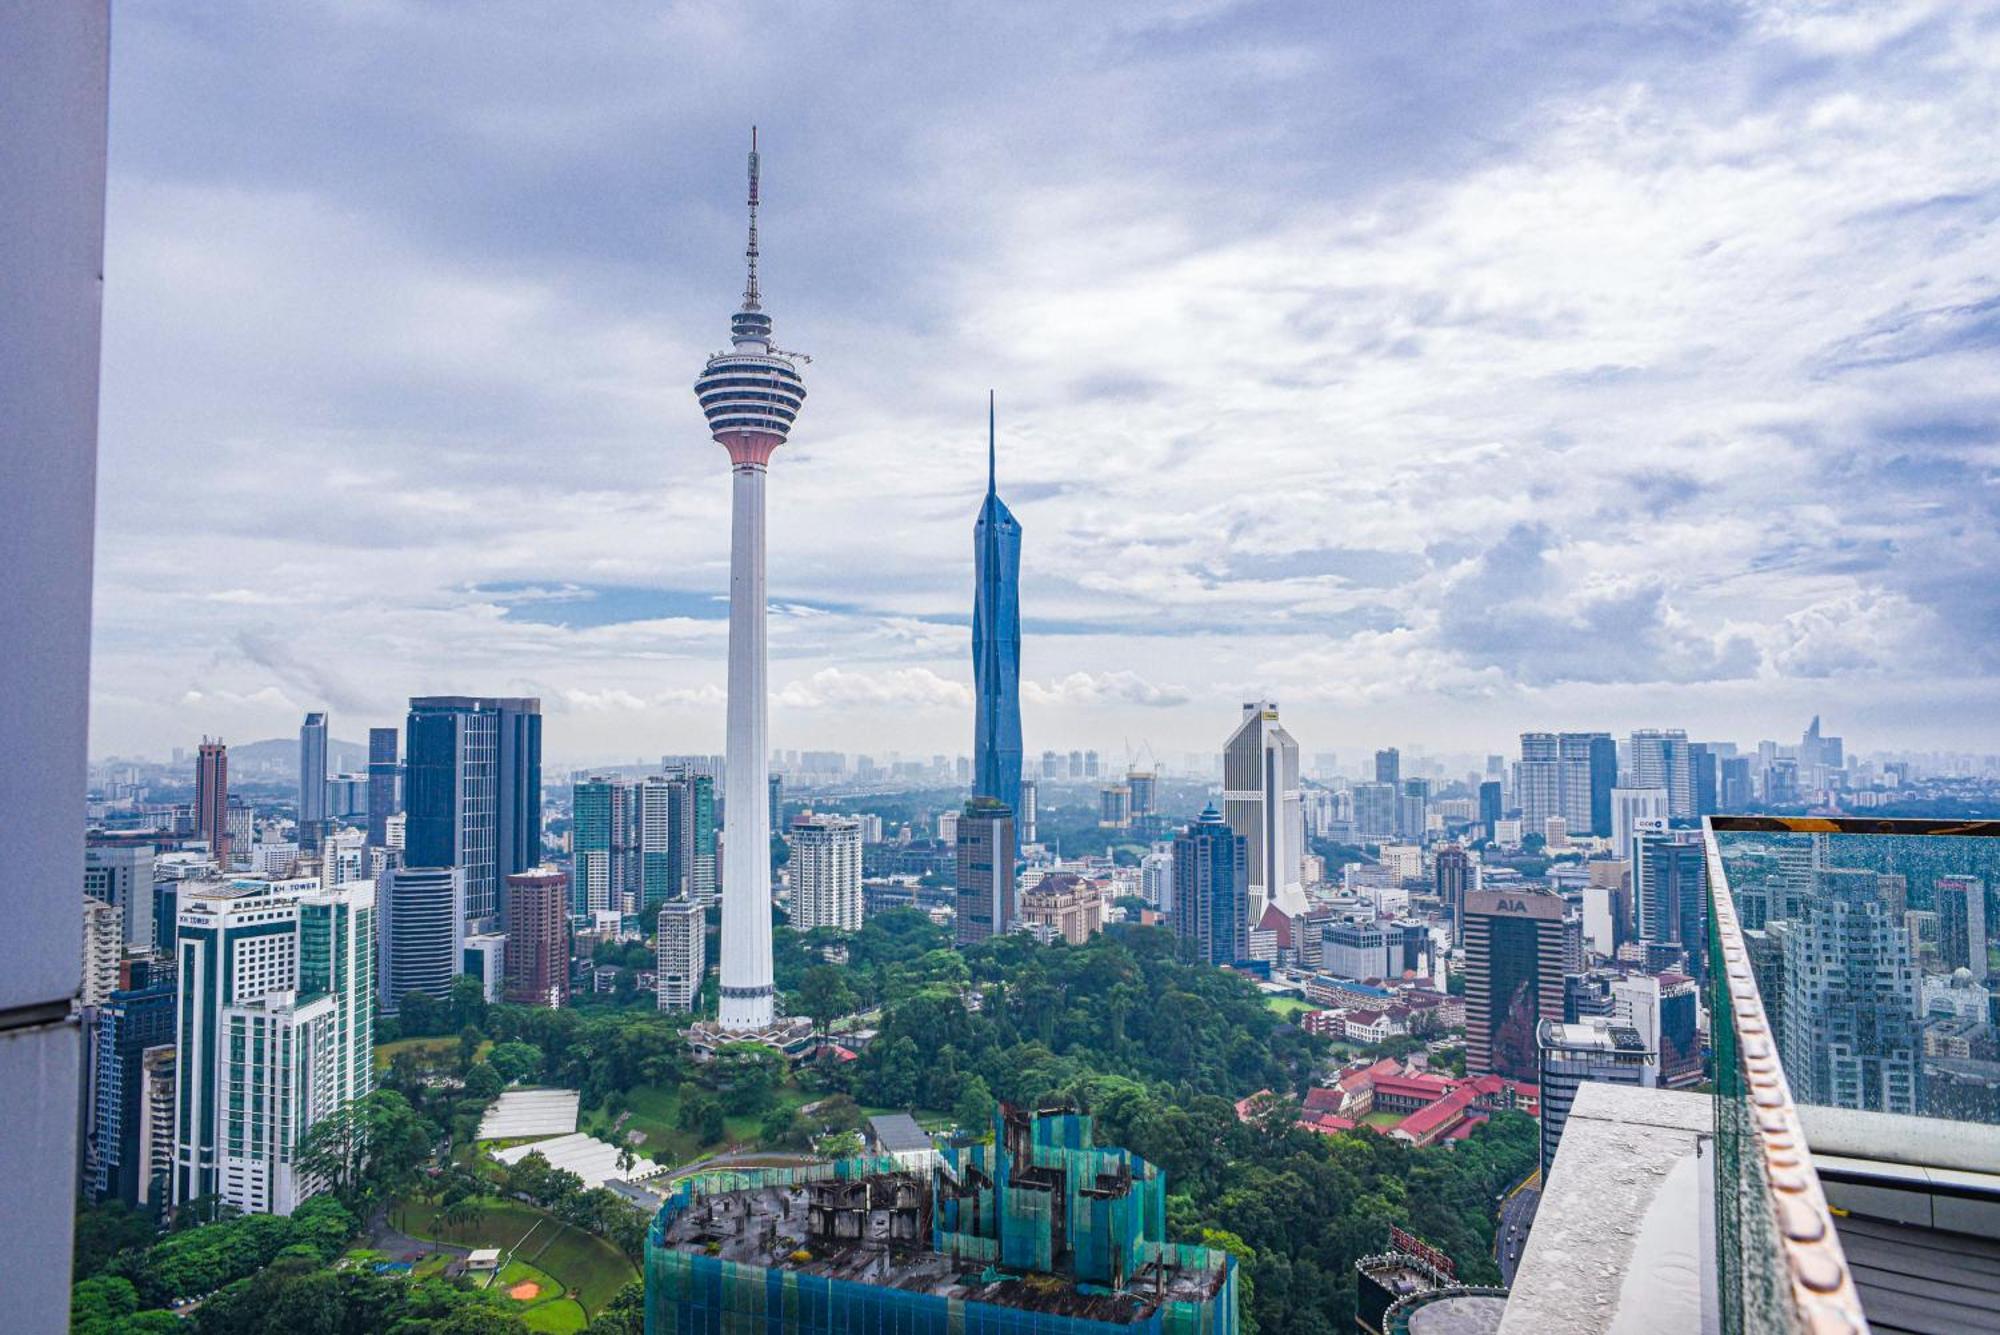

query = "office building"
[[1375, 747, 1400, 787], [84, 836, 153, 950], [789, 813, 863, 932], [1537, 1018, 1653, 1179], [366, 726, 398, 847], [1610, 787, 1669, 864], [195, 738, 229, 863], [82, 897, 121, 1007], [1719, 755, 1753, 811], [405, 695, 542, 927], [1127, 771, 1157, 817], [1936, 875, 1989, 983], [1478, 780, 1503, 840], [1635, 826, 1707, 976], [1019, 873, 1102, 945], [1353, 782, 1397, 840], [1221, 701, 1306, 921], [1434, 844, 1474, 949], [298, 712, 328, 851], [971, 393, 1024, 852], [84, 977, 176, 1206], [656, 899, 706, 1014], [954, 799, 1016, 947], [573, 775, 631, 916], [1098, 784, 1132, 829], [644, 1105, 1239, 1335], [462, 931, 507, 1002], [379, 866, 466, 1013], [1462, 888, 1566, 1080], [639, 774, 678, 908], [224, 799, 254, 870], [1171, 805, 1248, 967], [692, 132, 805, 1033], [1018, 779, 1038, 844], [1322, 919, 1397, 981], [1780, 868, 1923, 1115], [1629, 728, 1695, 819], [504, 867, 570, 1008], [172, 876, 375, 1216]]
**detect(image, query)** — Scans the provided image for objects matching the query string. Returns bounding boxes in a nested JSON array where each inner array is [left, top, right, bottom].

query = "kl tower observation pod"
[[688, 129, 814, 1056]]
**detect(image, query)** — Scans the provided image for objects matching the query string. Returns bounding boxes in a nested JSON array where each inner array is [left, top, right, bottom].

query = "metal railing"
[[1705, 816, 1870, 1334]]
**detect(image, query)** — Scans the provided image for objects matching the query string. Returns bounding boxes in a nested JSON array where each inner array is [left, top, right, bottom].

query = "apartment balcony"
[[1502, 816, 2000, 1335]]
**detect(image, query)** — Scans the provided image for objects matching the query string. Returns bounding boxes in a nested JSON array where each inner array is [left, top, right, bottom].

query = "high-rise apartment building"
[[656, 900, 707, 1014], [1935, 875, 1989, 983], [503, 867, 569, 1008], [1520, 732, 1616, 837], [971, 394, 1024, 851], [172, 876, 374, 1216], [1463, 888, 1566, 1080], [788, 813, 863, 932], [1536, 1018, 1653, 1179], [81, 897, 121, 1007], [366, 726, 399, 847], [298, 712, 329, 851], [1375, 747, 1400, 787], [84, 977, 176, 1207], [1780, 869, 1922, 1115], [1171, 805, 1248, 968], [1221, 701, 1305, 922], [1353, 781, 1397, 840], [379, 866, 465, 1014], [1628, 728, 1695, 819], [954, 799, 1015, 947], [195, 738, 229, 863], [1018, 779, 1038, 844], [1126, 771, 1156, 817], [573, 775, 631, 916], [404, 695, 542, 927], [1434, 843, 1475, 949]]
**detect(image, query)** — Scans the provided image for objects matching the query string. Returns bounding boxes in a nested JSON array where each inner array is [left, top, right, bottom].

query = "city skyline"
[[90, 5, 2000, 762]]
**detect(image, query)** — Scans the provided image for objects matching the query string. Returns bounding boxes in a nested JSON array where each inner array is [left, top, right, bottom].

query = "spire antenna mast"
[[743, 126, 762, 311], [988, 389, 996, 493]]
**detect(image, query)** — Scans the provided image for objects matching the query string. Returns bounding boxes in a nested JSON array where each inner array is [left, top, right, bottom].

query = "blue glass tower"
[[972, 393, 1023, 844]]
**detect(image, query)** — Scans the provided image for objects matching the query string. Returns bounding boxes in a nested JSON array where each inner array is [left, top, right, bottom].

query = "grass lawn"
[[1361, 1111, 1404, 1130], [395, 1197, 636, 1317], [590, 1080, 817, 1167], [1265, 996, 1315, 1019], [522, 1299, 590, 1333], [373, 1035, 492, 1070]]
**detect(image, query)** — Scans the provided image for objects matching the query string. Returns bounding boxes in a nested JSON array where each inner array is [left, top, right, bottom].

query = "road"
[[1495, 1178, 1542, 1286]]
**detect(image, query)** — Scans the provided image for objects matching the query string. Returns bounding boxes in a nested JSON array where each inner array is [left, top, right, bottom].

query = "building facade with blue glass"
[[972, 396, 1023, 847], [404, 695, 541, 928]]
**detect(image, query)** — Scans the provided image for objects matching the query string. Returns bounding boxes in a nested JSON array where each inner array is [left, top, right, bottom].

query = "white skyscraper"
[[1221, 701, 1307, 922], [173, 875, 374, 1216], [656, 899, 707, 1014], [1609, 787, 1670, 864], [1629, 729, 1695, 818], [692, 131, 808, 1038], [788, 814, 863, 932]]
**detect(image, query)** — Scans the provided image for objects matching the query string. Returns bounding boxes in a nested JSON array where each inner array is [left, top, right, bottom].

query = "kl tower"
[[691, 129, 811, 1049]]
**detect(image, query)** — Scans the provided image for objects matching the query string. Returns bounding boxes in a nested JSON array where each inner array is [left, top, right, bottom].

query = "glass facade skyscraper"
[[972, 394, 1022, 846], [404, 695, 542, 927]]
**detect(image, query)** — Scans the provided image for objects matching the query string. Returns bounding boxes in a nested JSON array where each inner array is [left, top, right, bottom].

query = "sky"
[[91, 0, 2000, 770]]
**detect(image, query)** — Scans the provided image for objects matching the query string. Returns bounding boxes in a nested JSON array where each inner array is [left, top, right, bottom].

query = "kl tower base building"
[[685, 130, 814, 1061]]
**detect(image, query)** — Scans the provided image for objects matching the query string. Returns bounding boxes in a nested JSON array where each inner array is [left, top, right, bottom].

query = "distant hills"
[[228, 736, 371, 778]]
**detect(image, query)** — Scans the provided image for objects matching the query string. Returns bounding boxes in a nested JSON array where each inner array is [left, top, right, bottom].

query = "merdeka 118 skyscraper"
[[972, 393, 1022, 843], [693, 129, 806, 1033]]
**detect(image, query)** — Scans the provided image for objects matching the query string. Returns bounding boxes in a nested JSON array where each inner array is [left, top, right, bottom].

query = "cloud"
[[775, 668, 972, 711], [1024, 671, 1192, 709]]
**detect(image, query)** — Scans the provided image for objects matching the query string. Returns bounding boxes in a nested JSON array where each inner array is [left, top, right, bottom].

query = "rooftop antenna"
[[988, 390, 997, 494], [743, 126, 762, 312]]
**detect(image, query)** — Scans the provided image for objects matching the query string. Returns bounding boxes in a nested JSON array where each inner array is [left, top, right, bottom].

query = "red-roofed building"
[[1297, 1112, 1357, 1136]]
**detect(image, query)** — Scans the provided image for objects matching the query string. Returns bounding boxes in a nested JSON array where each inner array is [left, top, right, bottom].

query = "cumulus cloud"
[[1024, 671, 1192, 709], [776, 668, 972, 711]]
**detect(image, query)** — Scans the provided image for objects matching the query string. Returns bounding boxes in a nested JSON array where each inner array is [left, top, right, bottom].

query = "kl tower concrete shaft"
[[693, 128, 807, 1033]]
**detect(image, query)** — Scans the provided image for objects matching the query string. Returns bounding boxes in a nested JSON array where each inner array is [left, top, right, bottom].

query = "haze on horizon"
[[91, 1, 2000, 766]]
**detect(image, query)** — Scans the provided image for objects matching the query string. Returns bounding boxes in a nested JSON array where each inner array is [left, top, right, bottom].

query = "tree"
[[70, 1275, 138, 1335], [457, 1024, 485, 1071], [295, 1089, 434, 1208], [398, 989, 440, 1037], [447, 973, 491, 1033], [711, 1042, 783, 1117], [487, 1040, 544, 1085], [464, 1061, 504, 1102], [796, 965, 856, 1048], [952, 1074, 995, 1132]]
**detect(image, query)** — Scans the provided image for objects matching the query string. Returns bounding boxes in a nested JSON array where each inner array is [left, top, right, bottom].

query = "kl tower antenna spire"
[[690, 130, 811, 1049]]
